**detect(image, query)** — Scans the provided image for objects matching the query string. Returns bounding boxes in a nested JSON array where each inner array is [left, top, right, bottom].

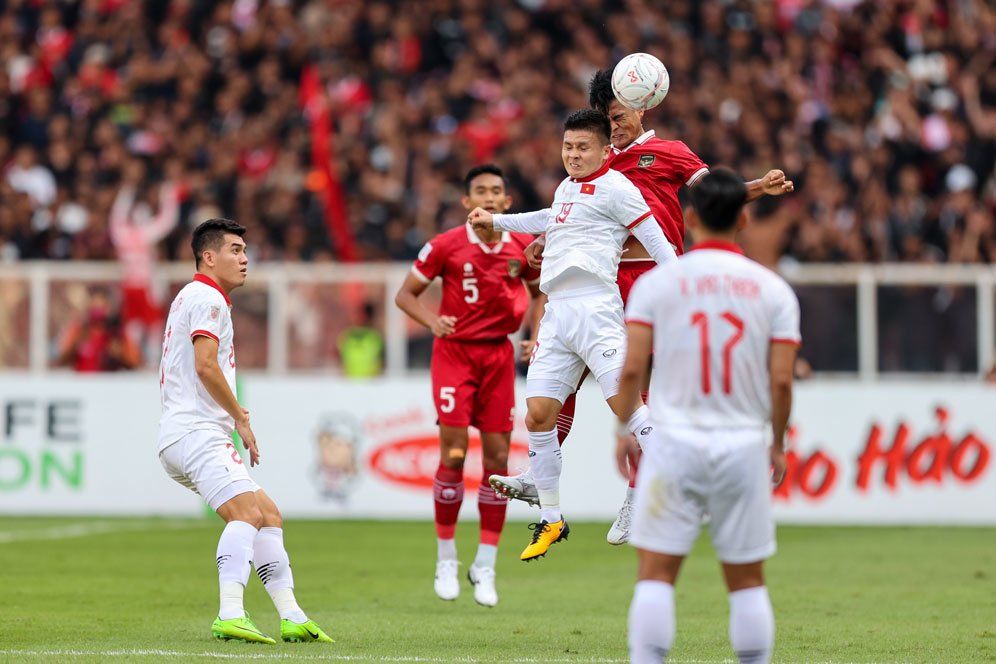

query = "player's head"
[[191, 218, 248, 290], [589, 68, 645, 151], [562, 109, 612, 180], [462, 164, 511, 214], [689, 168, 748, 234]]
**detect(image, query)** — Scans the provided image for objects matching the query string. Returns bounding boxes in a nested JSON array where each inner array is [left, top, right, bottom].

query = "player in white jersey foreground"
[[469, 109, 677, 562], [158, 218, 333, 645], [617, 168, 800, 664]]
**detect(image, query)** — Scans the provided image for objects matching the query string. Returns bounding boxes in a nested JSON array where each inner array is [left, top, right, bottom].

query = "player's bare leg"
[[470, 431, 509, 606], [433, 425, 468, 600], [629, 548, 684, 664], [248, 490, 334, 643], [212, 491, 275, 644], [519, 396, 570, 561], [721, 561, 773, 664]]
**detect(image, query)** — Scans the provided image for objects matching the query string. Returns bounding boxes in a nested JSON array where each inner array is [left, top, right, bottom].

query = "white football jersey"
[[495, 163, 653, 294], [158, 274, 237, 452], [626, 241, 801, 429]]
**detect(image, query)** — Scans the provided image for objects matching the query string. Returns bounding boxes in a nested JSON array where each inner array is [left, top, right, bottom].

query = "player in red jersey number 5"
[[395, 165, 542, 607]]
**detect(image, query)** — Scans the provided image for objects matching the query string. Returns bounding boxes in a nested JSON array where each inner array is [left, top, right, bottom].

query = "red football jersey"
[[412, 224, 539, 341], [609, 130, 709, 255]]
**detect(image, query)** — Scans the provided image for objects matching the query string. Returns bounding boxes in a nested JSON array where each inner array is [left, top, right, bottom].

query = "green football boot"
[[211, 613, 276, 644], [281, 618, 335, 643]]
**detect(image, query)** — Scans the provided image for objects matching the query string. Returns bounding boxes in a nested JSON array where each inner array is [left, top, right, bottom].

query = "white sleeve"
[[492, 209, 550, 234], [630, 217, 678, 264]]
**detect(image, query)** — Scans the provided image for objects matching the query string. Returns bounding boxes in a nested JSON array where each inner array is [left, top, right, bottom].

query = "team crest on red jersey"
[[638, 154, 656, 168], [507, 259, 522, 278]]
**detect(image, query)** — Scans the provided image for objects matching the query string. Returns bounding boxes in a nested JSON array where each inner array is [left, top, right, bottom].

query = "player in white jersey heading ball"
[[617, 168, 800, 664], [469, 109, 677, 562], [158, 218, 333, 645]]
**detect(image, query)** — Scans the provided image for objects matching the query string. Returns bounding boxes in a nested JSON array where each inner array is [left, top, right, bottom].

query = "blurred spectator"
[[337, 300, 384, 378], [109, 158, 179, 357], [55, 289, 140, 372], [0, 0, 992, 269]]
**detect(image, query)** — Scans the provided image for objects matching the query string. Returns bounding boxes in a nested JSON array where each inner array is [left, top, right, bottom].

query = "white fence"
[[1, 261, 995, 377]]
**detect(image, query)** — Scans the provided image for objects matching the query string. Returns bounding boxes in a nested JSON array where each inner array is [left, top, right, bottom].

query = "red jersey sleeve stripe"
[[771, 337, 801, 347], [626, 318, 653, 328], [191, 329, 220, 343], [627, 211, 653, 230]]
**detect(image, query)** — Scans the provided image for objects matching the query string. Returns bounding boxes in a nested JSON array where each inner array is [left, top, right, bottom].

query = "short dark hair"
[[563, 108, 611, 145], [191, 218, 246, 268], [588, 69, 615, 115], [689, 168, 748, 232], [464, 164, 506, 193]]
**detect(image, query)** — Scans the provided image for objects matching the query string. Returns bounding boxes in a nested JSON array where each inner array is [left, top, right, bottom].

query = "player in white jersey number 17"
[[617, 168, 800, 664]]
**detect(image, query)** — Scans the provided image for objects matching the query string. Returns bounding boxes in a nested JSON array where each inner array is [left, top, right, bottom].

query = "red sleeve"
[[665, 141, 709, 185], [412, 231, 450, 282]]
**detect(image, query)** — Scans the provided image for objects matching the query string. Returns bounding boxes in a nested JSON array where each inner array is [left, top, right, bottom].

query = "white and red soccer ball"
[[611, 53, 670, 111]]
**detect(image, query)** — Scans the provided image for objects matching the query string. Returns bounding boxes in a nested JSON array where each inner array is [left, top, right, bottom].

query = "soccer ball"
[[611, 53, 670, 111]]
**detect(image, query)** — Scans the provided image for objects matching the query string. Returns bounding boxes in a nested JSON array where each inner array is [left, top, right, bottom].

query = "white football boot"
[[488, 468, 540, 507], [434, 560, 460, 600], [606, 488, 635, 545], [467, 564, 498, 607]]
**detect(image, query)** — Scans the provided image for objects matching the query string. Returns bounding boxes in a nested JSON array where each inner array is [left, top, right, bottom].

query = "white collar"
[[465, 222, 509, 254], [613, 129, 656, 154]]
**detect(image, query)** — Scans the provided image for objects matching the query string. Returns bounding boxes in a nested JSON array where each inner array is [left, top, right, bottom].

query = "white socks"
[[729, 586, 774, 664], [216, 520, 257, 620], [437, 538, 457, 562], [528, 428, 562, 523], [628, 405, 654, 451], [254, 526, 307, 623], [473, 544, 497, 569], [628, 580, 675, 664]]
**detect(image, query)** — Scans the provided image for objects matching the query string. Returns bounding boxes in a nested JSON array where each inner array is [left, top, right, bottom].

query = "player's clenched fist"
[[468, 207, 494, 231], [761, 169, 794, 196]]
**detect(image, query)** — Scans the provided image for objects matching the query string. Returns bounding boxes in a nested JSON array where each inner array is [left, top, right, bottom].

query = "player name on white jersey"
[[626, 243, 801, 429]]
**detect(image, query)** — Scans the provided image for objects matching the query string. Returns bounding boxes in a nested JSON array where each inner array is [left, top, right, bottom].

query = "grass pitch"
[[0, 518, 992, 663]]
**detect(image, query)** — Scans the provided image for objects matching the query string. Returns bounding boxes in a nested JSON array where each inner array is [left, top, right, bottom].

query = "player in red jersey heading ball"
[[491, 68, 794, 545], [395, 165, 541, 607]]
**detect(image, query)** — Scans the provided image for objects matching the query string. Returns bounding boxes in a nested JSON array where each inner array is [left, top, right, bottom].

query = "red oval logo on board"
[[367, 436, 530, 490]]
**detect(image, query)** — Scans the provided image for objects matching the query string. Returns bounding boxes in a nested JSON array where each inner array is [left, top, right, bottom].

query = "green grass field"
[[0, 518, 992, 663]]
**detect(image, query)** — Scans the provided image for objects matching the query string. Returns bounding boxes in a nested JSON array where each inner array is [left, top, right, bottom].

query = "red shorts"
[[121, 285, 161, 327], [430, 337, 516, 433], [617, 260, 656, 305]]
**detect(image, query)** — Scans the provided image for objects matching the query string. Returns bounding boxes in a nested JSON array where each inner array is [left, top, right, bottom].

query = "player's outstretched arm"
[[745, 169, 795, 202], [630, 216, 678, 263], [193, 335, 260, 466], [394, 273, 456, 337], [488, 208, 551, 234], [768, 341, 797, 486]]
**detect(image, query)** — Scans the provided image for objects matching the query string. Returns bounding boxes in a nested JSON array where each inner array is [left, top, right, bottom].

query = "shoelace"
[[527, 521, 552, 544]]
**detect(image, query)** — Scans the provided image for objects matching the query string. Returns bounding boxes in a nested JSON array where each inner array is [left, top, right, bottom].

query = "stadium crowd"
[[1, 0, 994, 266], [1, 0, 994, 374]]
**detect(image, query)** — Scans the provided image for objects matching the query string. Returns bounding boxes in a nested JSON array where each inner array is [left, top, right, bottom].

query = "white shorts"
[[159, 430, 259, 511], [526, 289, 626, 401], [630, 425, 775, 564]]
